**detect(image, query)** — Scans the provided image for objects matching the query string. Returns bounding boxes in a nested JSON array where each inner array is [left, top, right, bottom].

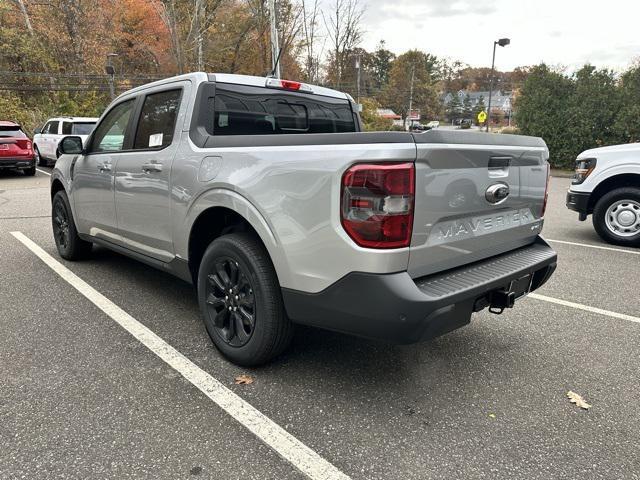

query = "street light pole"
[[406, 64, 415, 131], [355, 54, 361, 105], [486, 38, 510, 132]]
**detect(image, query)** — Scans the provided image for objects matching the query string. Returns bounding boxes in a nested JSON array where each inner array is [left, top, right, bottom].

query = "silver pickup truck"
[[51, 73, 557, 366]]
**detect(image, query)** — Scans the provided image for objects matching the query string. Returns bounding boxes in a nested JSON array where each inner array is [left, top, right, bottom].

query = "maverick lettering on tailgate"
[[427, 209, 538, 246]]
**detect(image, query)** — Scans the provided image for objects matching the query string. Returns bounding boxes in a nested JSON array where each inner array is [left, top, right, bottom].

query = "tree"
[[462, 93, 472, 118], [381, 50, 441, 123], [445, 93, 462, 123], [359, 97, 392, 131], [323, 0, 364, 88], [371, 40, 395, 90], [515, 64, 576, 169], [614, 65, 640, 142]]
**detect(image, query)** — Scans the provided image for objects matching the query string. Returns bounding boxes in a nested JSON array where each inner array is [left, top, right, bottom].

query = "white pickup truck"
[[566, 143, 640, 246]]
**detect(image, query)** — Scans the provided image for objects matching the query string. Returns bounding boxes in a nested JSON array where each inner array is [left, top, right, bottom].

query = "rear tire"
[[24, 166, 36, 176], [52, 191, 92, 260], [197, 232, 293, 366], [593, 187, 640, 247], [35, 146, 47, 167]]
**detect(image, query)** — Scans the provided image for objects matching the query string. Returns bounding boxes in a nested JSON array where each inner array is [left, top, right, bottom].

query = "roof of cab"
[[115, 72, 349, 101], [0, 121, 20, 127], [46, 117, 99, 122]]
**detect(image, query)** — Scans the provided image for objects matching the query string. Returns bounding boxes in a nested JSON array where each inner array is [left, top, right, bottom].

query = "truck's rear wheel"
[[197, 232, 293, 366], [593, 187, 640, 247]]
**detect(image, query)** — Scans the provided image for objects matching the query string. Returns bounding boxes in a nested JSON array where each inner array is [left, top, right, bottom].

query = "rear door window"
[[133, 89, 181, 149], [62, 122, 73, 135], [212, 84, 356, 135], [72, 122, 96, 135]]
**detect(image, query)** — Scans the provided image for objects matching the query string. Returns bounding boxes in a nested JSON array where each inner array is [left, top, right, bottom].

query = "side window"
[[133, 89, 181, 150], [89, 99, 135, 153], [41, 122, 52, 134], [62, 122, 73, 135], [48, 121, 60, 135]]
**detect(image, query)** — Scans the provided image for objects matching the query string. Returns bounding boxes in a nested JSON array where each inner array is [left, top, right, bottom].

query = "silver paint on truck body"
[[52, 72, 550, 294]]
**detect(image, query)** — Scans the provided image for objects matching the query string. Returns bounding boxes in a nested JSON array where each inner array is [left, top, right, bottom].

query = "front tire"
[[197, 232, 293, 366], [52, 191, 92, 260], [593, 187, 640, 247]]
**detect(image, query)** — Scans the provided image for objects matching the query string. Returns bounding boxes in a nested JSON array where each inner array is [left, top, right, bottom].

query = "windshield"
[[0, 127, 27, 138], [72, 122, 96, 135]]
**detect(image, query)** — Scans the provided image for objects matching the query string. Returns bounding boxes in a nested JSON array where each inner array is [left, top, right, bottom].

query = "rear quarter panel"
[[173, 139, 416, 293]]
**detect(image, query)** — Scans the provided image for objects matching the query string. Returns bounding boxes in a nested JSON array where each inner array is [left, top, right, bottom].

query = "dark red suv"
[[0, 121, 36, 176]]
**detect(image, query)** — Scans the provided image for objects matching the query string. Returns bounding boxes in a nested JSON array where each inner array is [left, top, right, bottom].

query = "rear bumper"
[[0, 157, 35, 169], [282, 237, 557, 344], [566, 190, 591, 217]]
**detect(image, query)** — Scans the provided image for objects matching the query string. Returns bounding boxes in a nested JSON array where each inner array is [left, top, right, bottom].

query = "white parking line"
[[36, 168, 51, 176], [529, 293, 640, 325], [10, 231, 350, 480], [545, 238, 640, 255]]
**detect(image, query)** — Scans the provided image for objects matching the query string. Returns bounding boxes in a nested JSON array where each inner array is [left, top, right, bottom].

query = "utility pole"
[[194, 0, 203, 71], [355, 54, 361, 105], [406, 64, 415, 131], [105, 53, 118, 100], [268, 0, 281, 78]]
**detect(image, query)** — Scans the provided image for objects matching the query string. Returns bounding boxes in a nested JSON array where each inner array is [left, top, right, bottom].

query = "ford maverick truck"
[[51, 73, 557, 365]]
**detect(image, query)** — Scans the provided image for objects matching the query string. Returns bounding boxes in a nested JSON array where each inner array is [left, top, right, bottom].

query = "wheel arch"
[[185, 195, 289, 287], [589, 173, 640, 211], [51, 178, 66, 199]]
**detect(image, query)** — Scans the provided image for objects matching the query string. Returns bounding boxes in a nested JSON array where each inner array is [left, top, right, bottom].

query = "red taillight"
[[265, 78, 313, 93], [541, 163, 550, 217], [15, 139, 32, 152], [341, 162, 415, 249]]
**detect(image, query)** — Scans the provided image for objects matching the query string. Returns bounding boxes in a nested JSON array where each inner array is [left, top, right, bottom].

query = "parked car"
[[460, 119, 472, 129], [51, 72, 556, 366], [33, 116, 97, 166], [566, 143, 640, 246], [0, 121, 35, 176], [426, 121, 440, 129]]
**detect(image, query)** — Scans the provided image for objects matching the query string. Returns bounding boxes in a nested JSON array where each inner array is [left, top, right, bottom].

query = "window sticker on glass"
[[149, 133, 163, 147], [218, 113, 229, 127]]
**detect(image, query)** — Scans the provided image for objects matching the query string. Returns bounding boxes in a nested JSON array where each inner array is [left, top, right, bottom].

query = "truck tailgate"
[[408, 132, 549, 278]]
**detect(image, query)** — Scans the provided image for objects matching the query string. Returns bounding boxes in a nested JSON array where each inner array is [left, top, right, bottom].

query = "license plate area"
[[0, 144, 9, 150]]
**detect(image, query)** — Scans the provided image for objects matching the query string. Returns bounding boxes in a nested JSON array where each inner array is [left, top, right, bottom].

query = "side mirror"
[[59, 136, 84, 155], [34, 128, 41, 135]]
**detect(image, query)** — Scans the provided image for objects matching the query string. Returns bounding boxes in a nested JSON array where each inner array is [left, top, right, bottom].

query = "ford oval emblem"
[[485, 183, 510, 204]]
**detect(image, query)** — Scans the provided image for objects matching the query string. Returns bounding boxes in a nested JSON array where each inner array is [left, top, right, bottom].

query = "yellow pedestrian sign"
[[477, 111, 487, 124]]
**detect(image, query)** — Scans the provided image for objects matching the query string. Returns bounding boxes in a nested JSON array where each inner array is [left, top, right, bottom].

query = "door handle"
[[99, 162, 111, 172], [142, 162, 163, 173]]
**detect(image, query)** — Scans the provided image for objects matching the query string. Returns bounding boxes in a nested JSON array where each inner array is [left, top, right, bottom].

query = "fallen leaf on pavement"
[[234, 374, 254, 385], [567, 391, 591, 410]]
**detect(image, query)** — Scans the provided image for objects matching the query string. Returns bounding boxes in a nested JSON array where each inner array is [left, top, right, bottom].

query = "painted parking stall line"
[[528, 293, 640, 325], [36, 168, 51, 176], [10, 231, 350, 480], [546, 238, 640, 255]]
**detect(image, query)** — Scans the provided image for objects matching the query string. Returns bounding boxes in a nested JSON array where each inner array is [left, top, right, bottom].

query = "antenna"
[[269, 47, 285, 78]]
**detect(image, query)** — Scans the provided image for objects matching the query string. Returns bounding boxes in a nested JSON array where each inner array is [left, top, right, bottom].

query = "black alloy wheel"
[[205, 257, 256, 347], [53, 197, 71, 251]]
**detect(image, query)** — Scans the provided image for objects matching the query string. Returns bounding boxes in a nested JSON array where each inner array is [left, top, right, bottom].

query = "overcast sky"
[[360, 0, 639, 72]]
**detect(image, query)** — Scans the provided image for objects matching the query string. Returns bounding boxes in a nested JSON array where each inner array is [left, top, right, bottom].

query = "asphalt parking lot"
[[1, 167, 639, 480]]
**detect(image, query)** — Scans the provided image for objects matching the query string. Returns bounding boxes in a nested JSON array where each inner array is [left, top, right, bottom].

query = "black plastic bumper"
[[0, 158, 35, 169], [566, 190, 591, 217], [282, 237, 557, 344]]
